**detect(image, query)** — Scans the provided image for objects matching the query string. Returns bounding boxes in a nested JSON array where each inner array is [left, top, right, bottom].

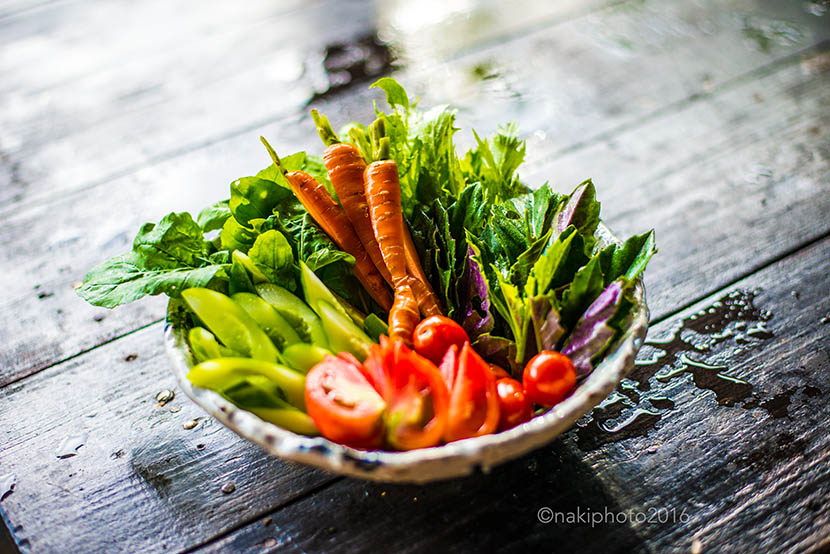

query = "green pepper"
[[363, 314, 389, 342], [256, 283, 329, 348], [188, 327, 241, 363], [281, 343, 332, 374], [231, 292, 301, 351], [181, 288, 279, 362], [187, 357, 306, 410], [221, 376, 318, 435], [317, 301, 374, 362]]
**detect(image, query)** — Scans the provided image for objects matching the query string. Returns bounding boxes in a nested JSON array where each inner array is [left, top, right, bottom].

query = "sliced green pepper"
[[188, 326, 240, 363], [181, 288, 279, 362], [317, 301, 374, 362], [256, 283, 329, 348], [231, 292, 301, 350], [182, 288, 279, 362], [282, 343, 332, 374], [221, 376, 318, 435], [187, 357, 306, 410]]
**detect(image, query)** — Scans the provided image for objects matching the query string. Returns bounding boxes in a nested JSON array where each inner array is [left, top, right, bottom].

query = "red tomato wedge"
[[367, 337, 450, 450], [443, 343, 500, 443], [305, 354, 386, 449]]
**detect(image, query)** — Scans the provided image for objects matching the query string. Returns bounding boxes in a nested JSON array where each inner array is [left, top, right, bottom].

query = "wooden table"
[[1, 1, 828, 552]]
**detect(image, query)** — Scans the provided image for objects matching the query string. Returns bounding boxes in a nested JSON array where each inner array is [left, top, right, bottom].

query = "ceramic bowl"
[[165, 222, 648, 483]]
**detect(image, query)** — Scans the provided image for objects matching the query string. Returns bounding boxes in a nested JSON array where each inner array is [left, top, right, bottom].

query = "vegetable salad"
[[78, 78, 656, 450]]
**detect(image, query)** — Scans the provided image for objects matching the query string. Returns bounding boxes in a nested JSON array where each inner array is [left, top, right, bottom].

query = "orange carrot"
[[365, 135, 422, 344], [311, 110, 393, 286], [260, 137, 392, 312], [402, 229, 442, 316]]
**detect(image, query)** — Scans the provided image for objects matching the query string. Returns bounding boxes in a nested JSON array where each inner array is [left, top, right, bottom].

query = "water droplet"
[[168, 405, 182, 413], [263, 537, 278, 548], [0, 473, 16, 500], [56, 432, 88, 458], [183, 419, 199, 430], [155, 390, 175, 406], [221, 482, 236, 494]]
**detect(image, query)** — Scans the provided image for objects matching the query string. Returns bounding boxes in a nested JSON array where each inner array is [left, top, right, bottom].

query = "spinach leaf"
[[197, 200, 231, 232], [248, 230, 296, 290]]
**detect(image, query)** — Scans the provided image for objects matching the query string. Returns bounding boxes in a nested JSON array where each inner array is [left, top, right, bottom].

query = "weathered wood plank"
[[0, 322, 336, 554], [0, 0, 618, 212], [1, 40, 826, 389], [197, 233, 830, 554], [1, 0, 825, 215]]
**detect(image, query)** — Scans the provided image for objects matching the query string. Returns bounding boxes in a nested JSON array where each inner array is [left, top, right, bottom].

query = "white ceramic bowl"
[[165, 222, 648, 483]]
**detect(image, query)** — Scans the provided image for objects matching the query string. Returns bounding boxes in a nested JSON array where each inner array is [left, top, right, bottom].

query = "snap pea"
[[232, 250, 269, 284], [231, 292, 301, 350], [181, 288, 279, 362], [188, 327, 240, 363], [187, 357, 306, 410], [363, 313, 389, 342], [300, 261, 352, 322], [221, 376, 318, 435], [317, 301, 373, 362], [256, 283, 329, 348], [282, 343, 332, 374]]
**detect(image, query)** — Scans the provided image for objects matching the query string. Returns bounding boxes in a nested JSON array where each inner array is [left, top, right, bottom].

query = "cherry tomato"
[[522, 351, 577, 407], [305, 355, 386, 449], [412, 316, 469, 364], [495, 378, 533, 431], [367, 337, 449, 450], [488, 363, 511, 381], [443, 343, 500, 442]]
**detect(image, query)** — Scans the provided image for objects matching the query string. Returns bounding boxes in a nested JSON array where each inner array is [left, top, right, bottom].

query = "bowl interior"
[[164, 222, 648, 483]]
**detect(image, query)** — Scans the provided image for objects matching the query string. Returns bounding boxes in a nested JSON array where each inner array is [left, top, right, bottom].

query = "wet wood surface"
[[1, 0, 828, 552]]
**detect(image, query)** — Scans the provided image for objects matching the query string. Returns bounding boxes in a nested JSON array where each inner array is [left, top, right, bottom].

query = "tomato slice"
[[438, 344, 460, 390], [367, 338, 449, 450], [444, 343, 500, 442], [305, 355, 386, 449]]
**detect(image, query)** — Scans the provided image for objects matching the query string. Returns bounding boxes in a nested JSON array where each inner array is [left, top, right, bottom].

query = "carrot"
[[402, 229, 443, 316], [310, 110, 393, 286], [260, 137, 393, 312], [312, 111, 442, 317], [365, 133, 424, 344]]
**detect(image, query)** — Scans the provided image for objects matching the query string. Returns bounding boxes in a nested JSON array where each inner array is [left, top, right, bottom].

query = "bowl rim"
[[164, 221, 648, 483]]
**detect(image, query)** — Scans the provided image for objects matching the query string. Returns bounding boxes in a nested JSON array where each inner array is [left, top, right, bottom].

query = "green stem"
[[260, 136, 286, 176], [310, 109, 340, 147], [368, 118, 389, 160]]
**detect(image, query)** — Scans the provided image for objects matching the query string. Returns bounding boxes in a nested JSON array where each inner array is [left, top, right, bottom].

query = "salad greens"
[[77, 77, 655, 378]]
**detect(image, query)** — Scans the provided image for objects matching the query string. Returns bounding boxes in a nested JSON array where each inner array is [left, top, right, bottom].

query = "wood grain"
[[1, 37, 827, 389], [0, 0, 621, 212], [196, 235, 830, 554], [1, 0, 825, 216], [0, 322, 335, 554]]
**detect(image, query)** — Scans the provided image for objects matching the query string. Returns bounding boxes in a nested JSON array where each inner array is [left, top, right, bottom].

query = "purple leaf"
[[461, 246, 494, 340], [561, 280, 624, 377]]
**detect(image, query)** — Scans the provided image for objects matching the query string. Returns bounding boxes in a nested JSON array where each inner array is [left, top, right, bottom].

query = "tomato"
[[367, 338, 450, 450], [495, 378, 533, 431], [488, 363, 511, 381], [305, 355, 386, 449], [522, 351, 577, 407], [443, 343, 500, 442], [438, 344, 460, 390], [412, 315, 469, 364]]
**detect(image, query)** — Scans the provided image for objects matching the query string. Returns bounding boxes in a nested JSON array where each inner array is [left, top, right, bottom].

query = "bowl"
[[165, 222, 648, 483]]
